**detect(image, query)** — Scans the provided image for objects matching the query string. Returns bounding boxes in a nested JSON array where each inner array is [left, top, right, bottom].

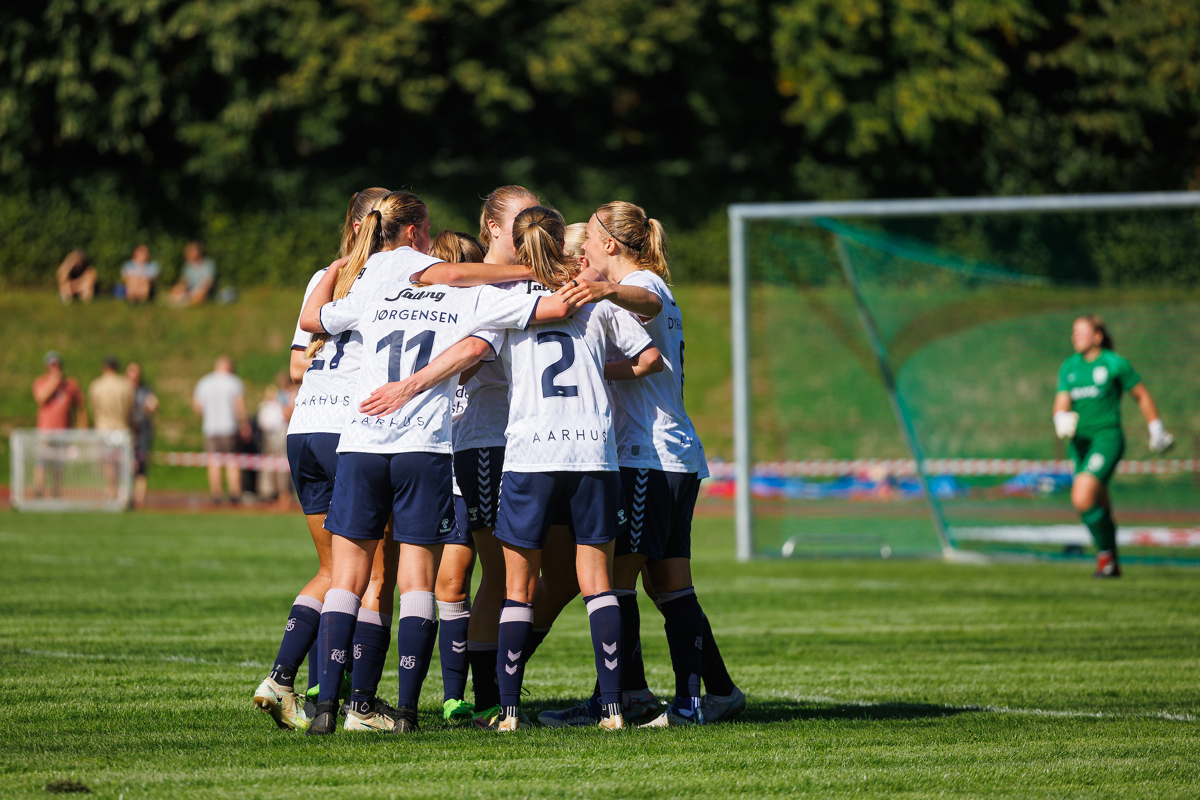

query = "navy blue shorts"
[[325, 452, 455, 544], [494, 470, 623, 551], [453, 447, 505, 532], [286, 433, 341, 515], [616, 467, 700, 562], [448, 493, 473, 546]]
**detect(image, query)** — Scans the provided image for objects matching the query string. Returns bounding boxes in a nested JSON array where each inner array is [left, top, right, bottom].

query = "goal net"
[[10, 429, 133, 512], [727, 193, 1200, 562]]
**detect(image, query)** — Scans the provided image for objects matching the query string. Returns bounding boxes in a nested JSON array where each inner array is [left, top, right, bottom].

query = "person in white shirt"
[[550, 201, 744, 727], [192, 356, 250, 504], [297, 191, 572, 735]]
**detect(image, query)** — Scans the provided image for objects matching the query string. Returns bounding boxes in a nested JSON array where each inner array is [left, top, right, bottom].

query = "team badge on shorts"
[[1088, 453, 1106, 473]]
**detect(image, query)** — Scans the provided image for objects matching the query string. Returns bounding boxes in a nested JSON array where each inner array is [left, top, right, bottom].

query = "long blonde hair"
[[339, 188, 389, 258], [513, 206, 576, 290], [430, 230, 484, 265], [306, 191, 427, 358], [595, 200, 670, 283], [479, 185, 539, 255]]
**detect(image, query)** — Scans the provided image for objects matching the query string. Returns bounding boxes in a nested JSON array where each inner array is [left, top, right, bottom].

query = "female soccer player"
[[1053, 314, 1173, 578], [490, 206, 663, 731], [298, 192, 575, 735], [253, 186, 389, 732]]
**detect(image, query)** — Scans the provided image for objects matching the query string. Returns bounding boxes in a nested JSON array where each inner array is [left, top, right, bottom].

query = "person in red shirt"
[[32, 351, 87, 497]]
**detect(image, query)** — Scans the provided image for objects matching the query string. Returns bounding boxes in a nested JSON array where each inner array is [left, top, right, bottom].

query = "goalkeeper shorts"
[[1069, 430, 1125, 485]]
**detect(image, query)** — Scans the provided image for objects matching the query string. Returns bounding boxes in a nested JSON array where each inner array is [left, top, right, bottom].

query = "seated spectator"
[[56, 249, 97, 304], [120, 244, 160, 304], [168, 241, 216, 307]]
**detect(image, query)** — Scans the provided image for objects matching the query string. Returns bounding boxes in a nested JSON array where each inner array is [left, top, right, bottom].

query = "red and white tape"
[[705, 458, 1200, 479], [155, 451, 290, 470]]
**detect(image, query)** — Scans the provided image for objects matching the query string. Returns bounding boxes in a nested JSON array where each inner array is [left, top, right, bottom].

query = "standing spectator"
[[255, 385, 291, 507], [168, 241, 216, 307], [31, 351, 87, 497], [56, 248, 97, 304], [89, 356, 136, 501], [126, 362, 159, 508], [193, 355, 251, 504], [120, 244, 160, 303]]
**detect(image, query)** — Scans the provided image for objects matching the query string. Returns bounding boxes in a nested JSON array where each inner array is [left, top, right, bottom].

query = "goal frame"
[[728, 191, 1200, 561], [10, 428, 134, 512]]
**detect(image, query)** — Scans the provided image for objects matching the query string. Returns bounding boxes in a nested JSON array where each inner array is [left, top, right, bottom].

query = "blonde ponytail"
[[339, 187, 389, 258], [306, 191, 427, 358], [430, 230, 485, 265], [513, 206, 575, 290], [595, 200, 671, 284]]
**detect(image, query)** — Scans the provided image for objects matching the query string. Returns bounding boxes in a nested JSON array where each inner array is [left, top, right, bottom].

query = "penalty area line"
[[768, 690, 1196, 723], [19, 648, 270, 669]]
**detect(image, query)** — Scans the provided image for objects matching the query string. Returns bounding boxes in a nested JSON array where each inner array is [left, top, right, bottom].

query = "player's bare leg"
[[529, 525, 579, 654], [1072, 473, 1119, 577], [467, 525, 504, 720], [492, 543, 541, 730]]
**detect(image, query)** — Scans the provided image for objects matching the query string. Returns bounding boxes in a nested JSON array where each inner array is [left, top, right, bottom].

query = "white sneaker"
[[253, 677, 310, 731], [598, 713, 626, 731], [639, 706, 703, 728], [537, 702, 599, 729], [700, 686, 746, 722], [622, 688, 661, 723]]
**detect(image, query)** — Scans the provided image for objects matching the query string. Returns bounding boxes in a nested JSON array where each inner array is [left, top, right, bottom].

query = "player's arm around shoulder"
[[299, 258, 349, 333], [557, 267, 663, 320]]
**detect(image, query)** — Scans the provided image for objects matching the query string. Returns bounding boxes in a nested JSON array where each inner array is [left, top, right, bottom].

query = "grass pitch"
[[1, 511, 1198, 798]]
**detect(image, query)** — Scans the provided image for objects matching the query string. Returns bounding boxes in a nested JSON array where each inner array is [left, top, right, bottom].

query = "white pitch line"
[[766, 690, 1196, 722], [19, 649, 269, 669]]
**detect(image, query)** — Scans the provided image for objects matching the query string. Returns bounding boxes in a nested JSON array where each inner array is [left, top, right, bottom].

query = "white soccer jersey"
[[288, 248, 441, 435], [500, 292, 654, 472], [604, 271, 708, 476], [320, 279, 538, 455], [452, 280, 548, 452]]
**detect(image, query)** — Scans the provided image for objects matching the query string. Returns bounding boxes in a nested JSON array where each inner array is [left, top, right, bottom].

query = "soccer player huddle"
[[253, 186, 744, 735]]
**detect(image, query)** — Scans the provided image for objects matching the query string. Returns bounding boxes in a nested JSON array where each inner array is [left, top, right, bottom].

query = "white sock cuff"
[[294, 595, 323, 613], [467, 640, 498, 652], [656, 586, 696, 606], [499, 604, 534, 625], [399, 591, 437, 621], [437, 600, 471, 621], [612, 589, 637, 598], [357, 608, 391, 627], [586, 594, 619, 616], [323, 588, 361, 617]]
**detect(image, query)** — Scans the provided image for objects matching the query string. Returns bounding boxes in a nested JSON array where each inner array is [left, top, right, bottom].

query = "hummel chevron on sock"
[[614, 589, 647, 692], [584, 592, 623, 707], [349, 609, 391, 714], [316, 589, 360, 706], [524, 626, 552, 662], [396, 592, 437, 710], [699, 610, 735, 696], [1081, 505, 1117, 554], [658, 587, 703, 714], [270, 595, 322, 689], [468, 640, 500, 710], [497, 601, 534, 708], [438, 599, 472, 702]]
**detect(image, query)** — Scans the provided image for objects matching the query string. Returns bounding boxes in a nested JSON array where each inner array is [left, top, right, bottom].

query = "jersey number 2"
[[377, 330, 435, 382], [537, 331, 579, 398], [308, 331, 352, 371]]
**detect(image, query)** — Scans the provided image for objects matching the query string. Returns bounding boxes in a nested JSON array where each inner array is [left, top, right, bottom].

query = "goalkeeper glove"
[[1149, 419, 1174, 454], [1053, 411, 1078, 440]]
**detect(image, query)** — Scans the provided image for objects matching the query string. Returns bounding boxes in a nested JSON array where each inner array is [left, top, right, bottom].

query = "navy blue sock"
[[316, 589, 360, 706], [438, 600, 472, 702], [349, 609, 391, 714], [615, 590, 647, 692], [497, 600, 533, 708], [584, 592, 623, 708], [270, 596, 322, 689], [659, 588, 703, 714], [524, 627, 552, 662], [700, 610, 735, 696], [395, 592, 438, 711], [468, 641, 500, 710]]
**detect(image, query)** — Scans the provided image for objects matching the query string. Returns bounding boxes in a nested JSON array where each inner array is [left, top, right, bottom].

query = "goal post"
[[728, 191, 1200, 562], [10, 429, 134, 512]]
